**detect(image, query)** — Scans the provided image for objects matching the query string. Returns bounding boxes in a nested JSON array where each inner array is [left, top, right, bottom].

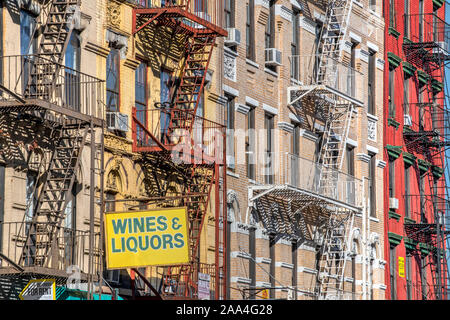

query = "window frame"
[[106, 48, 121, 112]]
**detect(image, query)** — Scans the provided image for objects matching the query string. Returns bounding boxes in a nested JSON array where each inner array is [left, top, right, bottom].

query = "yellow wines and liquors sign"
[[104, 207, 190, 269], [398, 257, 405, 278]]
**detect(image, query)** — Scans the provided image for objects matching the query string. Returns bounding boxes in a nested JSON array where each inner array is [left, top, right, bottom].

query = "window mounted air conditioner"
[[265, 48, 282, 66], [389, 197, 399, 210], [107, 112, 128, 132], [404, 114, 412, 126], [225, 28, 241, 47]]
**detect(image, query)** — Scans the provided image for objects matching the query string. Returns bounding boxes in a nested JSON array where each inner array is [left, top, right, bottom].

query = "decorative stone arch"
[[105, 155, 128, 194]]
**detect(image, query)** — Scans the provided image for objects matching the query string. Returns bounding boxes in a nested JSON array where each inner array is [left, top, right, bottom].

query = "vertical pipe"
[[88, 118, 96, 300], [214, 162, 220, 300], [98, 119, 105, 300], [362, 177, 367, 300], [222, 128, 227, 300]]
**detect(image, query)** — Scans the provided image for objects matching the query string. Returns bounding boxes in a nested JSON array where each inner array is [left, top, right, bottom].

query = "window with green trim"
[[389, 158, 395, 198], [390, 245, 397, 300], [389, 68, 395, 118], [405, 164, 411, 218]]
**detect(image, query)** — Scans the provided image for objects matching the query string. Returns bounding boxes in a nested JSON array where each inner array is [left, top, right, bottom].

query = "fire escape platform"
[[288, 84, 365, 108], [250, 184, 363, 215], [0, 266, 98, 283], [133, 7, 227, 37], [0, 99, 104, 127]]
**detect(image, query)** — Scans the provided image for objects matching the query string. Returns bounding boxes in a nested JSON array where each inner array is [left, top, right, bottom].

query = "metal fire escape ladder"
[[21, 123, 88, 268], [314, 0, 355, 300], [25, 0, 79, 98], [317, 208, 354, 300], [169, 33, 216, 137]]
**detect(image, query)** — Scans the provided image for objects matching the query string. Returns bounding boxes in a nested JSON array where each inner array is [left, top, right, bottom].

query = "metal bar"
[[88, 118, 95, 300]]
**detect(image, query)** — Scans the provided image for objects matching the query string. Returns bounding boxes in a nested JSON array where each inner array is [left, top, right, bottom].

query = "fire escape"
[[131, 0, 227, 299], [0, 0, 104, 298], [248, 0, 364, 300], [402, 12, 450, 300]]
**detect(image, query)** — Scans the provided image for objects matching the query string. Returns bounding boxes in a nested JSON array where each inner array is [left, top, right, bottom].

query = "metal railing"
[[0, 55, 105, 120], [0, 221, 101, 276], [285, 153, 363, 208], [134, 0, 224, 29], [289, 55, 366, 104], [133, 107, 225, 162]]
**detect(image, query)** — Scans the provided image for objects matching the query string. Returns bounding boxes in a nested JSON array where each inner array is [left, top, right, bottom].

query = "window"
[[404, 78, 410, 115], [346, 146, 355, 176], [20, 10, 36, 56], [105, 192, 116, 213], [136, 62, 148, 144], [291, 241, 298, 300], [160, 69, 171, 144], [404, 0, 410, 38], [64, 184, 77, 266], [136, 62, 148, 128], [291, 122, 301, 186], [433, 7, 438, 42], [106, 49, 120, 112], [291, 10, 300, 80], [225, 95, 235, 169], [419, 90, 424, 132], [406, 253, 412, 300], [193, 0, 207, 12], [405, 165, 411, 218], [349, 42, 357, 97], [421, 255, 427, 299], [65, 32, 81, 110], [265, 1, 276, 72], [389, 158, 395, 198], [25, 172, 37, 222], [419, 0, 424, 42], [265, 1, 275, 49], [420, 173, 426, 223], [388, 68, 395, 118], [368, 50, 376, 115], [265, 112, 275, 184], [369, 153, 377, 217], [246, 0, 255, 60], [389, 0, 395, 29], [224, 0, 234, 29], [20, 10, 37, 93], [269, 234, 276, 299], [246, 106, 256, 179], [249, 227, 256, 300], [351, 252, 356, 299], [390, 245, 397, 300]]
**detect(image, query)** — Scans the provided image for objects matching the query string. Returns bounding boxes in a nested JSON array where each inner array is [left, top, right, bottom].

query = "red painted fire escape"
[[131, 0, 228, 300]]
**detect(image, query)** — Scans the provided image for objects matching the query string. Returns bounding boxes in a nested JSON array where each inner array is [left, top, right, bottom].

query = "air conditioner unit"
[[404, 114, 412, 126], [107, 112, 128, 132], [265, 48, 282, 66], [225, 28, 241, 47], [389, 197, 399, 210]]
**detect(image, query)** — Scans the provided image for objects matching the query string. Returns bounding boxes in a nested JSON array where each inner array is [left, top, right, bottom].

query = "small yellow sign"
[[398, 257, 405, 278], [261, 289, 269, 300], [104, 208, 190, 269]]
